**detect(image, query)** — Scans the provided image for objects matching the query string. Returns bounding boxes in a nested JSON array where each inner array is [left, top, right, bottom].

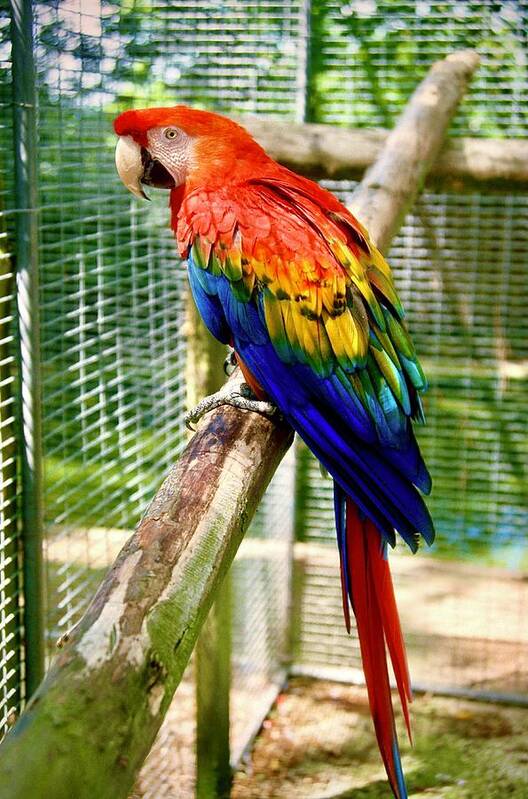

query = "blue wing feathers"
[[217, 278, 269, 345], [187, 252, 434, 549], [187, 258, 231, 344], [239, 336, 434, 547], [292, 404, 432, 548]]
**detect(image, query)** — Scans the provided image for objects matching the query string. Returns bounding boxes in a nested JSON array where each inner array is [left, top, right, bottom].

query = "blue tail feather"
[[393, 739, 409, 799], [295, 403, 434, 546]]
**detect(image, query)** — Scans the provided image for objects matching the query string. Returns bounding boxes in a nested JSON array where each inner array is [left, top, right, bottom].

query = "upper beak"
[[115, 135, 149, 200], [115, 135, 176, 200]]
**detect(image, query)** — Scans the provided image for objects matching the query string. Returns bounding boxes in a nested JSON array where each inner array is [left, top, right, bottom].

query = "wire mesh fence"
[[0, 0, 527, 795], [0, 9, 23, 735], [295, 0, 528, 704], [307, 0, 528, 135], [0, 0, 300, 788], [293, 180, 528, 698]]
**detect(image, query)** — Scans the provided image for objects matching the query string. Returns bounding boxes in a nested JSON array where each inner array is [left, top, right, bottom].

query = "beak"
[[115, 135, 177, 200], [115, 135, 149, 200]]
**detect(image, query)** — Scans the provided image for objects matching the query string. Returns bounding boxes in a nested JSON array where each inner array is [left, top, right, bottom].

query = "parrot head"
[[113, 106, 267, 199]]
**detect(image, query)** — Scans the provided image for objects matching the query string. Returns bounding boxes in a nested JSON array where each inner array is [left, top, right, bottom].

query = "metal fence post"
[[186, 295, 232, 797], [295, 0, 311, 124], [10, 0, 45, 696], [283, 0, 313, 679], [196, 576, 232, 799]]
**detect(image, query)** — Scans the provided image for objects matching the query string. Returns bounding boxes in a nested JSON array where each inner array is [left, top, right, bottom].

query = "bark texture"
[[0, 50, 479, 799], [242, 118, 527, 188]]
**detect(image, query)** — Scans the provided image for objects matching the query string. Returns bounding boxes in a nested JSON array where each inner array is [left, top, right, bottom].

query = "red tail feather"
[[344, 498, 411, 799], [365, 516, 413, 742]]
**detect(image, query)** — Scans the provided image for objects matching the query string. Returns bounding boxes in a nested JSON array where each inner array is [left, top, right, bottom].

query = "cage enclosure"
[[0, 1, 527, 797]]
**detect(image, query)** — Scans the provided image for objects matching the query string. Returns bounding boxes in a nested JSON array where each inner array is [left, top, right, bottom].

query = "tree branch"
[[347, 50, 480, 249], [239, 60, 523, 193], [0, 50, 479, 799], [241, 119, 527, 189]]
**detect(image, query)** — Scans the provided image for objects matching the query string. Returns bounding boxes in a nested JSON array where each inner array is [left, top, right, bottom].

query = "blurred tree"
[[306, 1, 527, 136]]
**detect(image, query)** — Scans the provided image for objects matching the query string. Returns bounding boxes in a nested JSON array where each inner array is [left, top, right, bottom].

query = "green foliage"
[[307, 1, 528, 136]]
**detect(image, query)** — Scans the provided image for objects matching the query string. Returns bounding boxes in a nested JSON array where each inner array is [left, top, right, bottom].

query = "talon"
[[56, 631, 70, 649], [223, 348, 237, 376], [239, 382, 255, 399]]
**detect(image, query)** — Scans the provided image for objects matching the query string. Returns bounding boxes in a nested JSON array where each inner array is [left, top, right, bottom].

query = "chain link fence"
[[0, 0, 527, 795]]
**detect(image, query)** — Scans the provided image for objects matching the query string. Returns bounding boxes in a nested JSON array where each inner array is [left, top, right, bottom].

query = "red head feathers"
[[114, 106, 268, 189]]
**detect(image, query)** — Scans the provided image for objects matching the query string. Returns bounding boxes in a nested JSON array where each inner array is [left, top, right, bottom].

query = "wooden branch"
[[240, 61, 524, 192], [0, 50, 479, 799], [347, 50, 480, 250], [0, 399, 293, 799], [242, 119, 528, 188], [429, 136, 528, 187]]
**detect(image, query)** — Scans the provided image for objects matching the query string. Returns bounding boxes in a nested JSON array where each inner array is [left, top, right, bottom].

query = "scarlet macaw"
[[114, 107, 434, 799]]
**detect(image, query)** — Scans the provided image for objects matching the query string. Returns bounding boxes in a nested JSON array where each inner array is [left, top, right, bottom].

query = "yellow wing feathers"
[[182, 181, 423, 411]]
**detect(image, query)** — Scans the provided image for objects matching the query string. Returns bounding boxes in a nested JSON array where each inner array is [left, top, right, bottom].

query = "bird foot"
[[185, 375, 278, 430]]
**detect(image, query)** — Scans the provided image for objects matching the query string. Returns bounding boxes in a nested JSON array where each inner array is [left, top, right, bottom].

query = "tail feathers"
[[365, 514, 413, 742], [339, 493, 411, 799], [334, 483, 351, 633]]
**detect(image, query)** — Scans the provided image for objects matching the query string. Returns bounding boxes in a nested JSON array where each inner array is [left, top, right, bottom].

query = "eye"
[[164, 128, 179, 140]]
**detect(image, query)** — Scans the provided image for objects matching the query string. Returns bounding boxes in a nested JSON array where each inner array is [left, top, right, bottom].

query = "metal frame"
[[9, 0, 45, 697]]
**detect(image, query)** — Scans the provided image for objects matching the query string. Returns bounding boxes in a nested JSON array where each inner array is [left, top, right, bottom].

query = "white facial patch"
[[146, 127, 194, 187]]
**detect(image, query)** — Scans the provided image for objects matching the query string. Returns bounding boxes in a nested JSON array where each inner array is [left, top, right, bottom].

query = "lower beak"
[[115, 136, 176, 200]]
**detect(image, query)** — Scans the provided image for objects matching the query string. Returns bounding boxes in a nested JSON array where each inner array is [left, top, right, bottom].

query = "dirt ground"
[[55, 531, 528, 798], [231, 678, 528, 799], [295, 544, 528, 696]]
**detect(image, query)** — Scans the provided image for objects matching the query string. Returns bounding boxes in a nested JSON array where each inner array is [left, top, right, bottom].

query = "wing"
[[177, 173, 434, 549]]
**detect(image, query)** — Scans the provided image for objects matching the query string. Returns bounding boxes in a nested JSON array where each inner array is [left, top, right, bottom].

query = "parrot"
[[114, 106, 435, 799]]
